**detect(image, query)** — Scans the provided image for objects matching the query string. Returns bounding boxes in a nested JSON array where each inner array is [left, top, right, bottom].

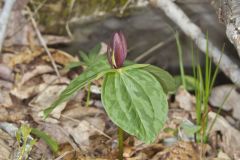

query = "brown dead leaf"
[[29, 139, 54, 160], [42, 74, 70, 85], [0, 129, 13, 160], [208, 111, 240, 159], [62, 105, 103, 119], [41, 49, 78, 66], [57, 144, 80, 160], [0, 89, 13, 108], [175, 87, 196, 112], [0, 107, 26, 122], [209, 85, 240, 120], [29, 85, 67, 120], [10, 83, 46, 100], [213, 151, 231, 160], [7, 47, 76, 68], [7, 48, 44, 67], [43, 35, 72, 45], [62, 117, 105, 150], [126, 152, 148, 160], [0, 80, 13, 89], [19, 65, 54, 86], [37, 123, 69, 144], [0, 64, 13, 81], [151, 141, 208, 160]]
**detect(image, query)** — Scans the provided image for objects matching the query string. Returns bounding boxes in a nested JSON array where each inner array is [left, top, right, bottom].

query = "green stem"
[[86, 83, 91, 107], [175, 32, 186, 88], [118, 127, 124, 160]]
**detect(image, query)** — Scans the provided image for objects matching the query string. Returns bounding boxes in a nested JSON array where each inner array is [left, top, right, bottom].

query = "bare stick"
[[135, 36, 174, 62], [27, 7, 60, 78], [150, 0, 240, 86], [0, 0, 16, 53]]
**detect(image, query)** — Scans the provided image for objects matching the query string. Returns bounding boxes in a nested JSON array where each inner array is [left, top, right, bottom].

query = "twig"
[[27, 7, 60, 78], [134, 36, 174, 62], [150, 0, 240, 86], [0, 0, 16, 53]]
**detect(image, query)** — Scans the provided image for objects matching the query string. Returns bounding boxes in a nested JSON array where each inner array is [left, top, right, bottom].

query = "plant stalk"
[[86, 83, 91, 107], [118, 127, 124, 160], [175, 32, 186, 88]]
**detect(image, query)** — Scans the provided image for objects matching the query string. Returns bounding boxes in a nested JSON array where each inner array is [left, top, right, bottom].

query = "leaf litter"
[[0, 42, 239, 159]]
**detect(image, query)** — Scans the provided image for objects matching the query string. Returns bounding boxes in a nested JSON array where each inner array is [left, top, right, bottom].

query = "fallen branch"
[[150, 0, 240, 86], [27, 7, 60, 78], [0, 0, 16, 53]]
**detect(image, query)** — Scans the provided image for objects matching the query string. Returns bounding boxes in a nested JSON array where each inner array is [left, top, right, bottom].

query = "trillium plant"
[[44, 32, 175, 159]]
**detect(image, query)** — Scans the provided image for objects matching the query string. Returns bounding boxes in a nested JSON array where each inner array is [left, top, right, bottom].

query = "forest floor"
[[0, 42, 240, 159]]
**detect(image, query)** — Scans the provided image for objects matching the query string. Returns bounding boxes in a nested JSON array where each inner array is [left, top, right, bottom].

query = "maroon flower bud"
[[107, 32, 127, 69]]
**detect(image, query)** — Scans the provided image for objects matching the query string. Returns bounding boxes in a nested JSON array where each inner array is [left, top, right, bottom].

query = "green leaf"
[[89, 43, 101, 55], [44, 60, 111, 118], [121, 64, 149, 71], [174, 75, 197, 91], [102, 68, 168, 143], [79, 51, 89, 63], [65, 61, 84, 69], [180, 120, 201, 137], [142, 65, 176, 93], [124, 60, 136, 66], [31, 128, 59, 153], [79, 44, 103, 67]]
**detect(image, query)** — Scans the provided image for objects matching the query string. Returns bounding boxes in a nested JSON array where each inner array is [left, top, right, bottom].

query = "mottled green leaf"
[[102, 68, 168, 143], [142, 65, 176, 93], [44, 60, 111, 118], [121, 64, 149, 71]]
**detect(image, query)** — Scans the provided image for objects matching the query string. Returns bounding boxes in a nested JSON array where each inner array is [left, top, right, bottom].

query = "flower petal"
[[107, 43, 113, 67], [119, 31, 127, 59], [113, 32, 126, 68]]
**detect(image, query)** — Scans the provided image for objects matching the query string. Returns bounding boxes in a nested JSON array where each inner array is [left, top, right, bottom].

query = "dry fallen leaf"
[[213, 150, 231, 160], [19, 65, 54, 86], [62, 105, 103, 119], [42, 35, 71, 45], [208, 111, 240, 159], [41, 49, 78, 66], [10, 83, 46, 100], [151, 141, 208, 160], [7, 48, 44, 67], [0, 79, 13, 89], [209, 85, 240, 120], [175, 87, 196, 112], [0, 89, 13, 108], [62, 117, 105, 150], [0, 64, 13, 81], [0, 107, 26, 122], [41, 74, 70, 85], [29, 85, 67, 119], [0, 129, 13, 160]]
